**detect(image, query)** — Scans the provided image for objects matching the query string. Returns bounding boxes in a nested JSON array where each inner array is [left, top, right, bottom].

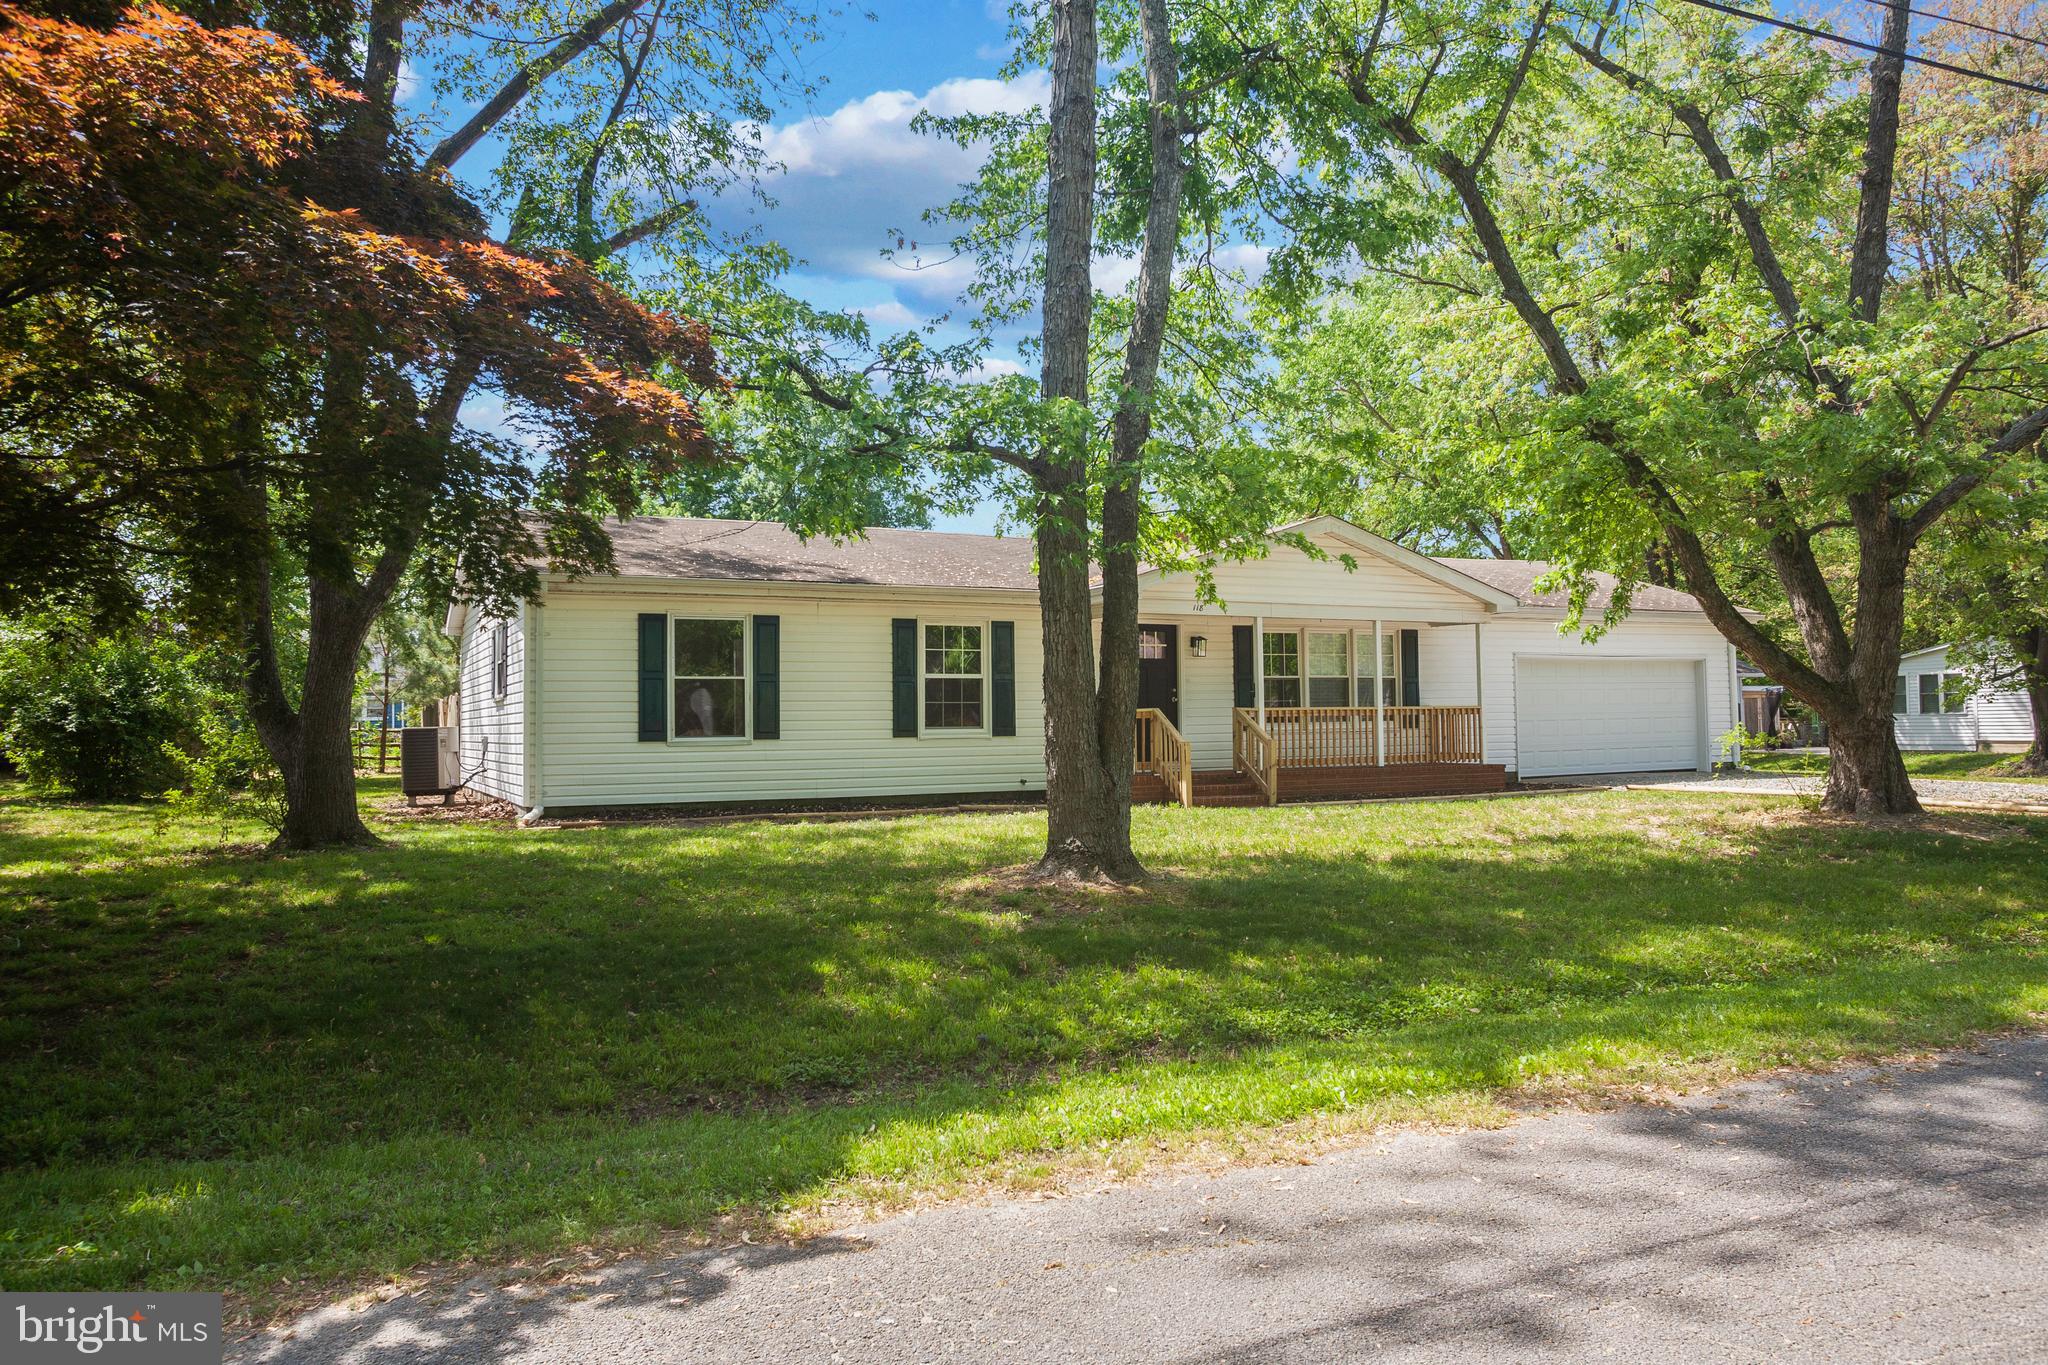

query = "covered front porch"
[[1131, 617, 1505, 807]]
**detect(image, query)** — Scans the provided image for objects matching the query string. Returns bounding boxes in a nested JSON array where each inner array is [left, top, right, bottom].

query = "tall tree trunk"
[[1821, 711, 1919, 813], [241, 559, 383, 849], [1032, 0, 1140, 880], [2015, 627, 2048, 775]]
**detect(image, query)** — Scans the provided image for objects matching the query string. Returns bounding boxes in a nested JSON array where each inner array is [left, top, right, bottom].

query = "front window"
[[1262, 631, 1302, 707], [1378, 632, 1401, 707], [924, 623, 985, 730], [1306, 631, 1351, 707], [1918, 673, 1940, 716], [674, 617, 746, 738], [1892, 675, 1907, 715]]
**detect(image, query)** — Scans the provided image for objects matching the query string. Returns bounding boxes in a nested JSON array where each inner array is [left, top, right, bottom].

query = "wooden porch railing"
[[1134, 708, 1194, 807], [1230, 707, 1280, 805], [1258, 705, 1484, 766]]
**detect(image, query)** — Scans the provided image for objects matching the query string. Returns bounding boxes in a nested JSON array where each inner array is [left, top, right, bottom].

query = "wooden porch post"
[[1372, 618, 1384, 766], [1474, 621, 1485, 765]]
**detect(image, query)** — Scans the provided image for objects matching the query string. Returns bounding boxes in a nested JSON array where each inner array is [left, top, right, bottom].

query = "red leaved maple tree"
[[1, 2, 730, 844]]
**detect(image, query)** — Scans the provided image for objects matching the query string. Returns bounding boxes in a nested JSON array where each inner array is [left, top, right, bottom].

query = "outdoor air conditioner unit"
[[399, 725, 462, 804]]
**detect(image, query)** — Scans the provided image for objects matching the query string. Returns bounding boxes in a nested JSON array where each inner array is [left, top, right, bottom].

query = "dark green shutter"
[[753, 615, 780, 740], [1400, 628, 1421, 706], [1232, 625, 1255, 708], [990, 620, 1016, 737], [891, 618, 918, 737], [636, 613, 666, 741]]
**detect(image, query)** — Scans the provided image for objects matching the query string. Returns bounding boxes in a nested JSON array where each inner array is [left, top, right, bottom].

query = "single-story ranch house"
[[445, 515, 1744, 813], [1892, 642, 2038, 753]]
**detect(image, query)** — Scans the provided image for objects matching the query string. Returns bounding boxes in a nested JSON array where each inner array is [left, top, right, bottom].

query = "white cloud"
[[709, 72, 1048, 310], [854, 300, 921, 329], [967, 356, 1026, 381]]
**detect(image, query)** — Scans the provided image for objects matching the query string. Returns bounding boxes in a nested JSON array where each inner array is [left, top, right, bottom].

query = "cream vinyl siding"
[[456, 607, 527, 803], [1136, 530, 1495, 621], [536, 582, 1045, 807]]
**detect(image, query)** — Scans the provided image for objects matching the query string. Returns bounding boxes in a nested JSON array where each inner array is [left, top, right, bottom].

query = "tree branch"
[[1472, 1, 1551, 172], [428, 0, 648, 172]]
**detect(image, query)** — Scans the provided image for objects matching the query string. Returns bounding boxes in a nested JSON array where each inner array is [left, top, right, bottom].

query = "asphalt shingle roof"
[[596, 517, 1040, 591], [585, 517, 1710, 614], [1434, 558, 1708, 613]]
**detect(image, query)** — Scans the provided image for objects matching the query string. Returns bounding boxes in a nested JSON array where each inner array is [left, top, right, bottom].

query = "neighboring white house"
[[1893, 642, 2038, 752], [445, 515, 1745, 812]]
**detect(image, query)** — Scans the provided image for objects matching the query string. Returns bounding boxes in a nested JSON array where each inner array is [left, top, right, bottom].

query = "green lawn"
[[3, 779, 2045, 1311], [1744, 748, 2048, 784]]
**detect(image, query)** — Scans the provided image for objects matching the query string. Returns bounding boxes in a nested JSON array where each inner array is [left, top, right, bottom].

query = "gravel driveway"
[[1552, 769, 2048, 808], [238, 1033, 2048, 1365]]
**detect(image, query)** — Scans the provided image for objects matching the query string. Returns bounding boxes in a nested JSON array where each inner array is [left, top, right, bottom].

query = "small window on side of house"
[[492, 622, 509, 699]]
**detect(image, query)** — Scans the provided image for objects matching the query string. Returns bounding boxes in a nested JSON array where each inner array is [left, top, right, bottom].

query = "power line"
[[1664, 0, 2048, 94], [1839, 0, 2048, 56]]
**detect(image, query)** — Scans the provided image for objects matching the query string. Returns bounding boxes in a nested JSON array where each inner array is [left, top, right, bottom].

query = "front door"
[[1137, 623, 1179, 730]]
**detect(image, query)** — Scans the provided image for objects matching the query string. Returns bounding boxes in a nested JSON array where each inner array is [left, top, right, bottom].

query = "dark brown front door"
[[1137, 623, 1178, 729]]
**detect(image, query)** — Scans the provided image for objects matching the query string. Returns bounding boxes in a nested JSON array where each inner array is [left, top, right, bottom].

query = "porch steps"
[[1134, 763, 1509, 808]]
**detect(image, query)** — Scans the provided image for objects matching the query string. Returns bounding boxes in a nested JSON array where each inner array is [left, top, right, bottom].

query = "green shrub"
[[159, 702, 284, 838], [0, 618, 197, 799]]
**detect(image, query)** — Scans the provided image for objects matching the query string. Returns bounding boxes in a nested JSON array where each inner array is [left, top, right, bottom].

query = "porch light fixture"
[[1188, 635, 1207, 657]]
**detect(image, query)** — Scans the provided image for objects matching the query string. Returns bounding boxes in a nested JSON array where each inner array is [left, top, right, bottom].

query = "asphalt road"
[[241, 1033, 2048, 1364]]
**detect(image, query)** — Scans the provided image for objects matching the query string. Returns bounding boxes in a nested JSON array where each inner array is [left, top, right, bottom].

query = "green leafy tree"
[[1256, 0, 2048, 813], [687, 0, 1303, 879], [2, 0, 816, 846]]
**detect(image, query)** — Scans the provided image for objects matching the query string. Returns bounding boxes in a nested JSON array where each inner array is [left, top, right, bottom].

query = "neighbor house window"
[[1306, 631, 1351, 707], [923, 623, 985, 730], [1940, 672, 1968, 713], [1376, 632, 1401, 707], [1262, 631, 1302, 707], [1918, 673, 1941, 716], [1893, 675, 1908, 715], [674, 617, 746, 738], [491, 621, 509, 699]]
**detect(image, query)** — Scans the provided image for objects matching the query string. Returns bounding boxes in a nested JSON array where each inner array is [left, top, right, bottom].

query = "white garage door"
[[1516, 658, 1701, 777]]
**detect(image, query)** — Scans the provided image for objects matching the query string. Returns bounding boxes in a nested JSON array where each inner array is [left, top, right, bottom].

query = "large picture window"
[[674, 617, 746, 738], [1306, 631, 1351, 707], [1262, 631, 1302, 708], [924, 623, 985, 730]]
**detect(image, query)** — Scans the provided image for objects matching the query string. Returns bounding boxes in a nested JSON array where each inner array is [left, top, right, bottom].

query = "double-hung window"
[[1374, 632, 1401, 707], [1917, 672, 1941, 716], [1892, 675, 1908, 715], [923, 624, 985, 730], [1261, 631, 1303, 707], [1306, 631, 1351, 707], [674, 617, 746, 738]]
